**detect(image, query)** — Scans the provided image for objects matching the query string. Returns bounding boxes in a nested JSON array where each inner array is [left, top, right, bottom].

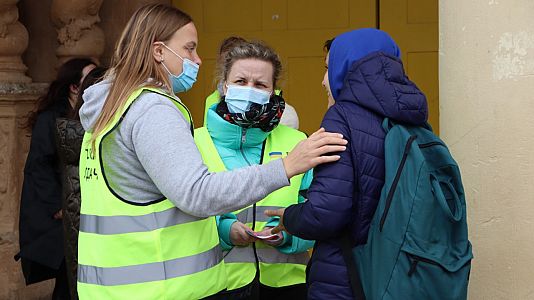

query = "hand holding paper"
[[255, 227, 284, 246], [230, 222, 257, 246], [264, 208, 286, 234], [246, 230, 279, 241]]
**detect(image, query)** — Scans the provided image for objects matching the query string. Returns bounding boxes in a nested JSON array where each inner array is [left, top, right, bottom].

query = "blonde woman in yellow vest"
[[195, 41, 313, 300], [76, 4, 347, 300]]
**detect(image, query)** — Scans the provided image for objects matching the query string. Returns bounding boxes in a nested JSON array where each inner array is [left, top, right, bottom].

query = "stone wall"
[[20, 0, 169, 82], [18, 0, 58, 83], [99, 0, 170, 69], [1, 0, 169, 298], [440, 0, 534, 298]]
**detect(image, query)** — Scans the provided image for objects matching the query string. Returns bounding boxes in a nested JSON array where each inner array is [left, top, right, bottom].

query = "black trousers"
[[212, 275, 307, 300], [52, 260, 71, 300]]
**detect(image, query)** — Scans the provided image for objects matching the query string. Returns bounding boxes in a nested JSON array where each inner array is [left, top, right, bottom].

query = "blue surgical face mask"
[[160, 43, 199, 93], [224, 84, 271, 114]]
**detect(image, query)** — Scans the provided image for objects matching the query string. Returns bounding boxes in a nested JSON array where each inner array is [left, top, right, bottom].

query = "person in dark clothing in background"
[[17, 58, 96, 300], [266, 28, 429, 299], [54, 66, 106, 300]]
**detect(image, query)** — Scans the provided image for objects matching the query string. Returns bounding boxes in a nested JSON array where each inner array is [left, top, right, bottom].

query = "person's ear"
[[69, 84, 79, 95], [152, 42, 165, 63], [222, 81, 228, 96]]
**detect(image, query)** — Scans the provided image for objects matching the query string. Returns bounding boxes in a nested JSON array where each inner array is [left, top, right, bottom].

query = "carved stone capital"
[[51, 0, 105, 65], [0, 0, 31, 83]]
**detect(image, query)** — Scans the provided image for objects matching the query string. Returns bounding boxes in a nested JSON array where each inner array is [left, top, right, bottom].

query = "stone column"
[[440, 1, 534, 299], [0, 0, 30, 83], [51, 0, 105, 65]]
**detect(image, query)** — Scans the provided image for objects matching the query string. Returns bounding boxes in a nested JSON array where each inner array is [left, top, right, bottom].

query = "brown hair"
[[324, 38, 335, 52], [217, 41, 282, 88], [71, 66, 107, 120], [23, 58, 95, 131], [90, 4, 192, 146], [218, 36, 247, 61]]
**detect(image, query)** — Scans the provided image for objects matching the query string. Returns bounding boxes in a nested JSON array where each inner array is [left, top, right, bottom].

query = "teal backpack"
[[343, 119, 473, 300]]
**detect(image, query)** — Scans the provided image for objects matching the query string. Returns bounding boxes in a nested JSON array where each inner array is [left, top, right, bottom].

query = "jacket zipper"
[[240, 129, 252, 166], [407, 253, 441, 277], [239, 129, 261, 274]]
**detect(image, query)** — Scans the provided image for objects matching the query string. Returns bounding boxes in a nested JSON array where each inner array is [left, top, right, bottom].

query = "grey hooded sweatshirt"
[[79, 80, 289, 218]]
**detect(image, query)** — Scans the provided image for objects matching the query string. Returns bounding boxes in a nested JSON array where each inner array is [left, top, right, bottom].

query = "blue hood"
[[329, 28, 428, 125]]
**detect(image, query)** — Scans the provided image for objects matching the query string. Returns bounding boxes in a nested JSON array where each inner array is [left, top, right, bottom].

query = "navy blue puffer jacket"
[[284, 50, 428, 299]]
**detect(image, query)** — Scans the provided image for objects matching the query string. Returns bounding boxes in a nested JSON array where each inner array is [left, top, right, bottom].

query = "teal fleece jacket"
[[205, 106, 314, 254]]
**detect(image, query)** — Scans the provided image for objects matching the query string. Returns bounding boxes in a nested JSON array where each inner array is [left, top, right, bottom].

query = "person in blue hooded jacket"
[[194, 40, 314, 299], [266, 28, 429, 299]]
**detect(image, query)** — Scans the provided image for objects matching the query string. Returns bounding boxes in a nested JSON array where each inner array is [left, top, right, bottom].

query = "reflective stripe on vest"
[[234, 205, 285, 223], [224, 246, 308, 265], [80, 207, 202, 235], [78, 245, 222, 286], [78, 87, 226, 300], [194, 125, 309, 289]]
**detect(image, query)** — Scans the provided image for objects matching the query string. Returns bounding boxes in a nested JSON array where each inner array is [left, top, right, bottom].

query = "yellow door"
[[173, 0, 376, 134], [380, 0, 439, 133], [172, 0, 438, 134]]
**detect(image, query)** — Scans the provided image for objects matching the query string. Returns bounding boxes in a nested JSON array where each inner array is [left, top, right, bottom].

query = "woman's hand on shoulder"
[[282, 128, 347, 178]]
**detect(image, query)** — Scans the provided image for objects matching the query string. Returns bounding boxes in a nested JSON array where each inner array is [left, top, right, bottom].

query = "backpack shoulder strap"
[[382, 117, 394, 133], [340, 231, 366, 300]]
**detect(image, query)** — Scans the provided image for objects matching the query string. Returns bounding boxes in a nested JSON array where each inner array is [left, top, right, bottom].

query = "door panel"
[[407, 51, 439, 133], [262, 0, 288, 31], [286, 56, 327, 133], [287, 0, 350, 30], [173, 0, 376, 134], [407, 0, 438, 24], [380, 0, 439, 133], [204, 1, 262, 32], [172, 0, 437, 135]]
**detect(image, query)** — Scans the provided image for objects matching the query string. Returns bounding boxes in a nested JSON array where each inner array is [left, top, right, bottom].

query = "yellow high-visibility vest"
[[194, 125, 309, 290], [78, 87, 226, 299]]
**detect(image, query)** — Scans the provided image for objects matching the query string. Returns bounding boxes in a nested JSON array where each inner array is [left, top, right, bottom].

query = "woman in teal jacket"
[[194, 40, 313, 300], [203, 36, 300, 129]]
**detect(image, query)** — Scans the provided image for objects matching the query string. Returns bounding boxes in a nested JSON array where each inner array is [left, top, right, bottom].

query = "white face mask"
[[224, 84, 272, 114]]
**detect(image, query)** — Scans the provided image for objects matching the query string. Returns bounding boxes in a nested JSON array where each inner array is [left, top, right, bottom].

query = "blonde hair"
[[90, 4, 192, 146]]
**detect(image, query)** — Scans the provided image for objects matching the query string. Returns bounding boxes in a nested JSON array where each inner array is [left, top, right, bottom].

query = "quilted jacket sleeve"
[[283, 104, 356, 240], [264, 169, 315, 254]]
